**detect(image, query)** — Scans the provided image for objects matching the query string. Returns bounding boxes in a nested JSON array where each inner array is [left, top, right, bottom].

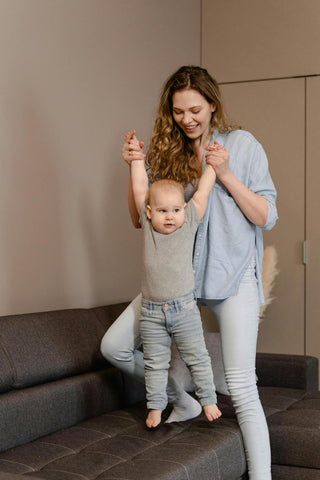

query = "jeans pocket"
[[181, 300, 199, 314]]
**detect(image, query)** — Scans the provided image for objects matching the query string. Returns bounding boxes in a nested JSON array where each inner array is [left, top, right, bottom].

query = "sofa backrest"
[[0, 302, 146, 452], [0, 303, 129, 392]]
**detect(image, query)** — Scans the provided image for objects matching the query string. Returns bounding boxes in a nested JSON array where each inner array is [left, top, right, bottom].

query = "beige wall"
[[306, 76, 320, 372], [0, 0, 200, 316], [202, 0, 320, 82]]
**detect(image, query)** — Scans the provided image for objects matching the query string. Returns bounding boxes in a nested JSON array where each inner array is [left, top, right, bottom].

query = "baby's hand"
[[122, 130, 145, 164]]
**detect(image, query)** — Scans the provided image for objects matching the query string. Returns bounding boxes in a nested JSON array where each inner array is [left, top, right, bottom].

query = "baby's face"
[[147, 189, 186, 235]]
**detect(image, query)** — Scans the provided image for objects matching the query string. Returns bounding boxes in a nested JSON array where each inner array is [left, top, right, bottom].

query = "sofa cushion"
[[271, 465, 320, 480], [257, 387, 320, 472], [0, 404, 246, 480], [0, 306, 124, 389], [0, 368, 125, 452], [267, 390, 320, 469]]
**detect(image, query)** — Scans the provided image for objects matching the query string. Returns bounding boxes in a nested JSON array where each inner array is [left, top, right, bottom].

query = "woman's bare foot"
[[146, 409, 162, 428], [203, 404, 222, 422]]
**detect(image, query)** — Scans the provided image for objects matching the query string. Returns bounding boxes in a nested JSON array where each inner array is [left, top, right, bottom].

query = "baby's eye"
[[174, 208, 181, 213], [159, 209, 166, 213], [192, 110, 200, 114]]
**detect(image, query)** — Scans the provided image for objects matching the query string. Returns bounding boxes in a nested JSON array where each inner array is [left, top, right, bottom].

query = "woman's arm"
[[218, 172, 268, 226], [205, 141, 268, 227]]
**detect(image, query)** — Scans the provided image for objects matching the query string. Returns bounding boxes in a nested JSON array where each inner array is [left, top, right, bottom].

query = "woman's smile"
[[184, 123, 199, 134], [172, 88, 215, 143]]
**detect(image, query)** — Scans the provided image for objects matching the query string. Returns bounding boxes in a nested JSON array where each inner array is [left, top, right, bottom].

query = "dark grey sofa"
[[0, 302, 319, 480]]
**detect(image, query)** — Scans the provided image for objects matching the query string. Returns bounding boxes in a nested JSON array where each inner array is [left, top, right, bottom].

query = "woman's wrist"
[[216, 169, 233, 186]]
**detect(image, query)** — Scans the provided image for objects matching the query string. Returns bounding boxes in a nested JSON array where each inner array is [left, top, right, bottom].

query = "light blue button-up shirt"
[[188, 129, 278, 305]]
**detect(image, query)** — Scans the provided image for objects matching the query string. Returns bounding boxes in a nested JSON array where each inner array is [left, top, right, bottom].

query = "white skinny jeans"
[[201, 259, 271, 480], [100, 261, 271, 480]]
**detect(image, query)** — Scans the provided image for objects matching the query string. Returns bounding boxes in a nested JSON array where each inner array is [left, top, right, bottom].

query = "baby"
[[129, 138, 222, 428]]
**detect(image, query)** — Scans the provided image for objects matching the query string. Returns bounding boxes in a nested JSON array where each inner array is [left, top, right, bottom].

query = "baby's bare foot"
[[203, 404, 222, 422], [146, 409, 162, 428]]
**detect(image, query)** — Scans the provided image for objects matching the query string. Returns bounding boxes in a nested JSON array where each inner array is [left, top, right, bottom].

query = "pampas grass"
[[260, 245, 279, 321]]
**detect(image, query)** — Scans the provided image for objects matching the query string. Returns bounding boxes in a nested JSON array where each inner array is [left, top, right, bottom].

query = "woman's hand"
[[122, 130, 145, 164], [205, 141, 230, 180]]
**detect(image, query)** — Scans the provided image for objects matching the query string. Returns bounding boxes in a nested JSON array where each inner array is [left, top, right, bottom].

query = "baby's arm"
[[131, 159, 149, 216], [122, 131, 145, 227], [191, 165, 216, 219]]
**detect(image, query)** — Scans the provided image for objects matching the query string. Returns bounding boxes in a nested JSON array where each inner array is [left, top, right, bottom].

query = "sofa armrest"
[[256, 352, 319, 390]]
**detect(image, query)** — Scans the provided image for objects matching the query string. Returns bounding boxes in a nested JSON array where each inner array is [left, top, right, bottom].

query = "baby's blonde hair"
[[148, 179, 184, 206]]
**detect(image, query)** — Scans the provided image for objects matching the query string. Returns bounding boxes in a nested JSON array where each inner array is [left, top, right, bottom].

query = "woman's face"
[[172, 88, 216, 142]]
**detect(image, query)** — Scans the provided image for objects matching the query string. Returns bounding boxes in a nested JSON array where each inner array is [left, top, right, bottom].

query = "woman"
[[101, 66, 278, 480]]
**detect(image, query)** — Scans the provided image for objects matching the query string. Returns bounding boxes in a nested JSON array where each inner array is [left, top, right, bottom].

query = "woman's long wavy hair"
[[146, 65, 240, 185]]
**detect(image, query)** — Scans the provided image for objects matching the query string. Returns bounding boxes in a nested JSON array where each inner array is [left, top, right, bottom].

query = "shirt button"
[[195, 252, 200, 256], [198, 234, 202, 238]]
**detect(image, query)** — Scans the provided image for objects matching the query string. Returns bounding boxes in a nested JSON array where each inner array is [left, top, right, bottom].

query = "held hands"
[[205, 141, 230, 180], [122, 130, 145, 164]]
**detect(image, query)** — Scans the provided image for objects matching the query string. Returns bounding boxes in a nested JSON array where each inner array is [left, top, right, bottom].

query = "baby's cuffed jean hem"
[[199, 396, 217, 407], [146, 403, 166, 411]]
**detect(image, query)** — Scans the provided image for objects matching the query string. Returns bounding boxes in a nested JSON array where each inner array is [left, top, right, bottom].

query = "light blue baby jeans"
[[140, 292, 216, 411], [100, 260, 271, 479], [100, 292, 186, 404]]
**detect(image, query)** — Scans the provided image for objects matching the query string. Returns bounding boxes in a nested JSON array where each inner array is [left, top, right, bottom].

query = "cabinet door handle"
[[303, 240, 307, 265]]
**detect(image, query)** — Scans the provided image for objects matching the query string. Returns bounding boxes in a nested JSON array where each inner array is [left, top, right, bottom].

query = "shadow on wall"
[[1, 88, 68, 315]]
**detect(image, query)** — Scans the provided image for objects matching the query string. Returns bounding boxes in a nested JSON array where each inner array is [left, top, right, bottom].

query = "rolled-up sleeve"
[[249, 143, 278, 230]]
